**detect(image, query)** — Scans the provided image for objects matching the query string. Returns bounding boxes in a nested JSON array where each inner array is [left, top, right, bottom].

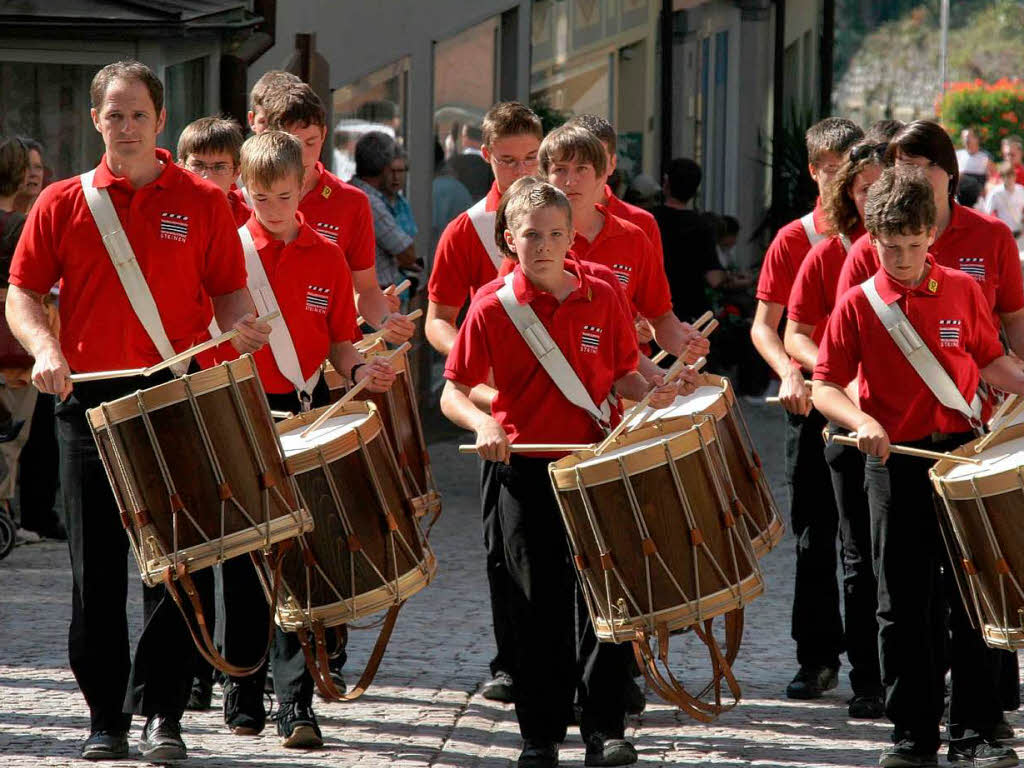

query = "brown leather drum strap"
[[161, 541, 288, 677], [297, 602, 405, 702]]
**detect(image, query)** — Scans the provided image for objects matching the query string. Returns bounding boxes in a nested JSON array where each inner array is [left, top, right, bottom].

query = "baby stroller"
[[0, 410, 25, 561]]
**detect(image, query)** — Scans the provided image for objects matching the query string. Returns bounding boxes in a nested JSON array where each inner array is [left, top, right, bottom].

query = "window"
[[163, 57, 207, 157], [333, 57, 410, 182]]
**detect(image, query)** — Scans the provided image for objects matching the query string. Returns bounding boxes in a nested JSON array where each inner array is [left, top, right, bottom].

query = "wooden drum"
[[931, 423, 1024, 650], [624, 374, 782, 558], [549, 420, 763, 721], [273, 401, 437, 699], [87, 356, 312, 588]]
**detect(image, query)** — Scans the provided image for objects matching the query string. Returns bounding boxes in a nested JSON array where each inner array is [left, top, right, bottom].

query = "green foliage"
[[529, 94, 572, 134], [939, 79, 1024, 155], [753, 105, 819, 244]]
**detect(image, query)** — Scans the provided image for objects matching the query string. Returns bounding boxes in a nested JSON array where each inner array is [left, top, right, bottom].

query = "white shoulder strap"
[[238, 183, 254, 208], [210, 226, 320, 402], [467, 197, 503, 271], [801, 212, 826, 247], [839, 233, 852, 253], [496, 273, 611, 428], [860, 276, 982, 425], [80, 170, 187, 375]]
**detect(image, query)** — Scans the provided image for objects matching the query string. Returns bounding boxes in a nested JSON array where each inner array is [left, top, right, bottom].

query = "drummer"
[[5, 60, 270, 761], [441, 178, 681, 768], [216, 129, 397, 748], [813, 165, 1024, 768], [176, 116, 250, 226]]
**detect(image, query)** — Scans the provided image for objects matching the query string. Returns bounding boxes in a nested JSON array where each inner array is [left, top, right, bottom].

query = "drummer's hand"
[[681, 323, 710, 362], [356, 359, 397, 393], [675, 365, 701, 397], [231, 313, 272, 354], [647, 375, 678, 410], [32, 341, 72, 400], [854, 418, 890, 464], [382, 290, 401, 314], [475, 418, 510, 464], [636, 318, 654, 345], [778, 367, 812, 416], [380, 312, 415, 344]]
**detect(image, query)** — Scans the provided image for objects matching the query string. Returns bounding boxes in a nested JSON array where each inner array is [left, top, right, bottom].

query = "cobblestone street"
[[2, 399, 1012, 767]]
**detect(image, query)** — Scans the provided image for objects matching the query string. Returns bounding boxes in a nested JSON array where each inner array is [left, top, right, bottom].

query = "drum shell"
[[932, 423, 1024, 650], [273, 402, 436, 630], [87, 357, 310, 587], [549, 420, 763, 643], [625, 374, 782, 557]]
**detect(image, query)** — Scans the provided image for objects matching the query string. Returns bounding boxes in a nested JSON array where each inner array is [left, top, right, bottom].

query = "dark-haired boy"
[[814, 165, 1022, 768], [177, 116, 250, 226], [749, 116, 864, 700]]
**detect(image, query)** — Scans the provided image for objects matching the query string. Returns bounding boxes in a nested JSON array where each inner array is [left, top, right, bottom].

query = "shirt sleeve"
[[201, 192, 247, 297], [327, 249, 361, 344], [835, 240, 876, 301], [813, 290, 862, 387], [788, 244, 828, 327], [631, 232, 673, 318], [610, 288, 640, 382], [428, 215, 475, 308], [993, 222, 1024, 313], [345, 192, 377, 273], [444, 298, 492, 388], [9, 184, 62, 294]]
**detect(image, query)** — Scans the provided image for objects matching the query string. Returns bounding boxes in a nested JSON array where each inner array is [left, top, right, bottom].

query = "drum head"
[[627, 386, 722, 426], [573, 433, 682, 469], [279, 411, 374, 456], [943, 434, 1024, 482]]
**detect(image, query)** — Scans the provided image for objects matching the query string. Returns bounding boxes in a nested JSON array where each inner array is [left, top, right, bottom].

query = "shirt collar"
[[574, 204, 620, 251], [300, 161, 328, 204], [485, 181, 502, 212], [246, 210, 312, 251], [872, 255, 943, 303], [510, 259, 592, 305], [350, 175, 385, 202], [811, 197, 828, 235], [92, 147, 175, 190]]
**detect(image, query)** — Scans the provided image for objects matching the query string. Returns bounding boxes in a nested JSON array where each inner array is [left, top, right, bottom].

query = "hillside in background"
[[833, 0, 1024, 125]]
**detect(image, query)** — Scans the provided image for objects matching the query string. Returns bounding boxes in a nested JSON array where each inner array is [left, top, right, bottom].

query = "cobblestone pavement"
[[3, 398, 1019, 767]]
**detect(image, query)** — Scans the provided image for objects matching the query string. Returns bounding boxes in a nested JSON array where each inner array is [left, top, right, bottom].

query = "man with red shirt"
[[424, 101, 544, 702], [539, 124, 707, 361], [257, 81, 415, 346], [5, 60, 269, 762], [813, 165, 1022, 768], [749, 116, 864, 700]]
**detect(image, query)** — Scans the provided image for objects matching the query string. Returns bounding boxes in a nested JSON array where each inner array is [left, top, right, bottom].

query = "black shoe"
[[948, 737, 1019, 767], [315, 670, 347, 698], [849, 693, 885, 719], [518, 740, 558, 768], [991, 720, 1016, 742], [186, 674, 214, 711], [81, 730, 129, 760], [482, 671, 514, 703], [878, 739, 938, 767], [786, 665, 839, 700], [139, 714, 187, 761], [274, 701, 323, 748], [625, 677, 646, 715], [584, 733, 638, 766], [223, 678, 266, 735]]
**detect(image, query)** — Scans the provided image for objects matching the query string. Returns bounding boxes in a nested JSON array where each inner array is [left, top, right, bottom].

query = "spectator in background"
[[1002, 135, 1024, 186], [651, 158, 720, 321], [986, 162, 1024, 250], [430, 140, 472, 268], [956, 128, 990, 188], [13, 138, 45, 215], [384, 146, 423, 296], [957, 174, 985, 211], [447, 124, 492, 199], [623, 173, 662, 210], [349, 132, 418, 305]]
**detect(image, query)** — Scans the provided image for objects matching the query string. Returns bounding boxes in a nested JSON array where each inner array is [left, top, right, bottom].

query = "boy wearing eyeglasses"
[[177, 116, 250, 226]]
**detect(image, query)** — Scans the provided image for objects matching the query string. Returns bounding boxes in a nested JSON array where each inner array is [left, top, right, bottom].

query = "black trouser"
[[786, 408, 843, 670], [865, 436, 1002, 751], [57, 373, 193, 730], [481, 458, 517, 678], [18, 391, 60, 534], [483, 456, 626, 743], [823, 424, 882, 696]]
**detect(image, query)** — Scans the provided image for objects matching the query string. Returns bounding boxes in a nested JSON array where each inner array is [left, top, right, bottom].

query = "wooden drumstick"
[[458, 443, 595, 454], [650, 350, 668, 365], [827, 433, 982, 465], [595, 355, 707, 455], [270, 410, 294, 420], [974, 394, 1024, 453], [356, 280, 412, 324], [630, 356, 709, 431], [299, 342, 411, 439], [69, 367, 147, 383], [649, 315, 717, 366], [141, 311, 281, 378], [692, 310, 714, 332], [358, 309, 424, 346]]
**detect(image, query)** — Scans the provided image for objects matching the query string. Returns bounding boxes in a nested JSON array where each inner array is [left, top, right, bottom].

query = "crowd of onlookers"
[[955, 128, 1024, 251]]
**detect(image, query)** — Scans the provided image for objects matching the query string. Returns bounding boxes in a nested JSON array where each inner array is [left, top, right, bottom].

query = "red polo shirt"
[[755, 200, 828, 306], [787, 224, 867, 342], [604, 185, 664, 263], [428, 181, 503, 308], [10, 148, 245, 373], [814, 259, 1002, 442], [499, 257, 633, 318], [227, 186, 252, 227], [446, 261, 639, 451], [213, 214, 360, 394], [298, 161, 376, 273], [835, 203, 1024, 319], [570, 205, 673, 320]]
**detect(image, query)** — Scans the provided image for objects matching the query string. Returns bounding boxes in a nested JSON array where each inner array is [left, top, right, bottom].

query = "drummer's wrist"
[[349, 362, 366, 384]]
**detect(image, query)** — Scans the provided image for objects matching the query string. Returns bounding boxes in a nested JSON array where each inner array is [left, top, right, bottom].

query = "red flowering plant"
[[938, 79, 1024, 155]]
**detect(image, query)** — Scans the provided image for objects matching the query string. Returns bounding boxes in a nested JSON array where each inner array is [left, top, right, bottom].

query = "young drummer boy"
[[813, 165, 1023, 768], [749, 117, 864, 700], [177, 116, 250, 226], [211, 130, 397, 748], [442, 179, 684, 768]]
